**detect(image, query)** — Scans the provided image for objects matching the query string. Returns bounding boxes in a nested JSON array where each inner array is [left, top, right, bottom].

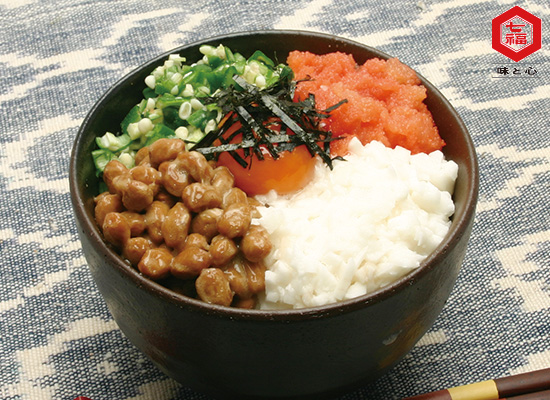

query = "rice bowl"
[[70, 30, 478, 400]]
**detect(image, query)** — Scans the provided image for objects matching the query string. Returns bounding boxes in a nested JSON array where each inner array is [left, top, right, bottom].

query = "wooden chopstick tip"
[[402, 368, 550, 400]]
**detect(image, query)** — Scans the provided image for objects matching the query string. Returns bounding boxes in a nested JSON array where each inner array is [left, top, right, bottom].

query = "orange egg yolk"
[[216, 122, 317, 197]]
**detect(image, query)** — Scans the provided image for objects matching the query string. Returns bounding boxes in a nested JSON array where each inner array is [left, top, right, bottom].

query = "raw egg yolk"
[[217, 122, 317, 197]]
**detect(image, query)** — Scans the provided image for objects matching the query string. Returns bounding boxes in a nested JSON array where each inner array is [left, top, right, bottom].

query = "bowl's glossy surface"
[[70, 30, 478, 399]]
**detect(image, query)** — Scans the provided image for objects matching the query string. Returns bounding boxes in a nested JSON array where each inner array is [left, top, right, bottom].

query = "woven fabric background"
[[1, 1, 549, 399]]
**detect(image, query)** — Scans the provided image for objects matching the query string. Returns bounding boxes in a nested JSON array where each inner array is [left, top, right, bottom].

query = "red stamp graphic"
[[492, 6, 541, 62]]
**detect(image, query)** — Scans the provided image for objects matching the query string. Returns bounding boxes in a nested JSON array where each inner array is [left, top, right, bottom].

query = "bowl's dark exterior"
[[70, 31, 478, 399]]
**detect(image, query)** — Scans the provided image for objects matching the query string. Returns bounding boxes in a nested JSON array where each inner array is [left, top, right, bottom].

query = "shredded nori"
[[190, 72, 347, 169]]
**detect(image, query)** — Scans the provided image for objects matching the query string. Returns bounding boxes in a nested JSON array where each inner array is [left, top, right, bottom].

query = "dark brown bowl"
[[69, 30, 478, 399]]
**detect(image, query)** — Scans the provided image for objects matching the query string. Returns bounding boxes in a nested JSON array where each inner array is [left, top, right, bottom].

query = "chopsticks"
[[403, 367, 550, 400]]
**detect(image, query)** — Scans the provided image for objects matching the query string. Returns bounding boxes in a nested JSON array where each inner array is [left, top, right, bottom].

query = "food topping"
[[92, 45, 292, 176], [94, 139, 269, 308], [256, 138, 457, 309], [91, 45, 455, 309], [287, 51, 446, 156], [191, 73, 344, 196], [192, 75, 344, 167]]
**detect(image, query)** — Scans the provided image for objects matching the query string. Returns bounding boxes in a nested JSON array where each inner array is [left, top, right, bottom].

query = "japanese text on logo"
[[492, 6, 541, 62]]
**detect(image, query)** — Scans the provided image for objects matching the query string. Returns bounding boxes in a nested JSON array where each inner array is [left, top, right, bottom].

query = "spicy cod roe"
[[287, 51, 445, 157]]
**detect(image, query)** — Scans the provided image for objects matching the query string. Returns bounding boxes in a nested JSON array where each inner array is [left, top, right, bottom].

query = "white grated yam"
[[255, 138, 458, 309]]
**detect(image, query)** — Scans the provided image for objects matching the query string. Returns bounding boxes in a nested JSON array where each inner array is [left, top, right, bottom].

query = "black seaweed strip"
[[235, 105, 278, 160], [192, 73, 346, 170], [259, 93, 333, 168], [218, 114, 249, 168], [196, 134, 298, 155], [323, 99, 348, 113]]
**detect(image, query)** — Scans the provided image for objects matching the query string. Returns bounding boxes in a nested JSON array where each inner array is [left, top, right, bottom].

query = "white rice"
[[254, 137, 458, 310]]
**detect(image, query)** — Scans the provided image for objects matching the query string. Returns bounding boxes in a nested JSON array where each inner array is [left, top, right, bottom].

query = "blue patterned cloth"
[[1, 1, 548, 399]]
